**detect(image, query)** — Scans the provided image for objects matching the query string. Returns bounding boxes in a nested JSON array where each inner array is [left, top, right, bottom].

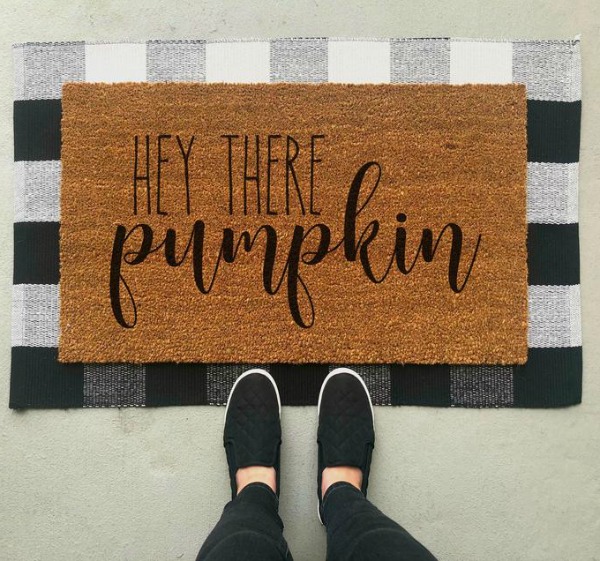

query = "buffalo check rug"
[[10, 38, 582, 409]]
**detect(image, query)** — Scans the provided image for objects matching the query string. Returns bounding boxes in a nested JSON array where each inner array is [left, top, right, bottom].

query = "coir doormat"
[[59, 83, 527, 364], [11, 38, 581, 408]]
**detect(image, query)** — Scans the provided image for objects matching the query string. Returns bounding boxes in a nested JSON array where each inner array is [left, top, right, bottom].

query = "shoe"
[[317, 367, 375, 524], [223, 368, 282, 499]]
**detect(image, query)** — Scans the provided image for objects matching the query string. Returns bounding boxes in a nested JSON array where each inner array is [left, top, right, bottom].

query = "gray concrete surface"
[[0, 1, 599, 560]]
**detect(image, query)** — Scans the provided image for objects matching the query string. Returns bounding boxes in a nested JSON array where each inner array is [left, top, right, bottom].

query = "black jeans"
[[196, 482, 438, 561]]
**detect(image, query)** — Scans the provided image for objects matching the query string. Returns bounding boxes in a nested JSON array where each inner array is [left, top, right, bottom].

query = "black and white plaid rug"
[[11, 38, 582, 409]]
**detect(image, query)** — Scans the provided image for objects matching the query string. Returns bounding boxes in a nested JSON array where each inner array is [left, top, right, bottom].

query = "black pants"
[[196, 482, 438, 561]]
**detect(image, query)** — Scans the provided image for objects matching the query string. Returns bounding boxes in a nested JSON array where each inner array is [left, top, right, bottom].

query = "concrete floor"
[[1, 1, 599, 560]]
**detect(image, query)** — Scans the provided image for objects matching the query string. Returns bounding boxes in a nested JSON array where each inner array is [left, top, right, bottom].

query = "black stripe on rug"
[[270, 364, 329, 405], [145, 363, 208, 406], [513, 347, 582, 407], [390, 364, 452, 406], [12, 99, 581, 166], [10, 347, 84, 409], [528, 223, 580, 286], [13, 222, 60, 284], [14, 99, 61, 161], [527, 100, 581, 164]]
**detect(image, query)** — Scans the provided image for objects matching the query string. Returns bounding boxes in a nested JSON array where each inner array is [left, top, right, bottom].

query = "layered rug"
[[11, 38, 582, 408]]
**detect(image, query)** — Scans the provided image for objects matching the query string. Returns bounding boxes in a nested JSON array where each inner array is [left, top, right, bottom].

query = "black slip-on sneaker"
[[317, 367, 375, 524], [223, 368, 282, 499]]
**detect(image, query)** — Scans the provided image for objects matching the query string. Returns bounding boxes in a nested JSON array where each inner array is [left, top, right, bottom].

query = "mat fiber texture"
[[11, 38, 581, 408], [59, 83, 527, 364]]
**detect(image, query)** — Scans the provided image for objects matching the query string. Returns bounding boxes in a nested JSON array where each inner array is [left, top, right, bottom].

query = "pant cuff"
[[322, 481, 363, 524], [236, 481, 279, 509]]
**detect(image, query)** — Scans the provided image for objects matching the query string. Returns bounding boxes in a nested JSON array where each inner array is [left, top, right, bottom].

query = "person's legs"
[[322, 481, 437, 561], [196, 482, 292, 561], [317, 368, 437, 561], [196, 369, 292, 561]]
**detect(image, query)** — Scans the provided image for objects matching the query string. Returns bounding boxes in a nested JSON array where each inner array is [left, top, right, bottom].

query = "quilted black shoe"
[[223, 368, 282, 500], [317, 367, 375, 524]]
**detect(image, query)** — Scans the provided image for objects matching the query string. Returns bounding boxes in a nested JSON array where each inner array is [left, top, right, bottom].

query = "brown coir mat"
[[59, 83, 527, 364]]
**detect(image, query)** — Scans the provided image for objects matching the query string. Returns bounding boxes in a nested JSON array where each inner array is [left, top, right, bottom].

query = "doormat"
[[59, 83, 527, 364], [11, 38, 581, 408]]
